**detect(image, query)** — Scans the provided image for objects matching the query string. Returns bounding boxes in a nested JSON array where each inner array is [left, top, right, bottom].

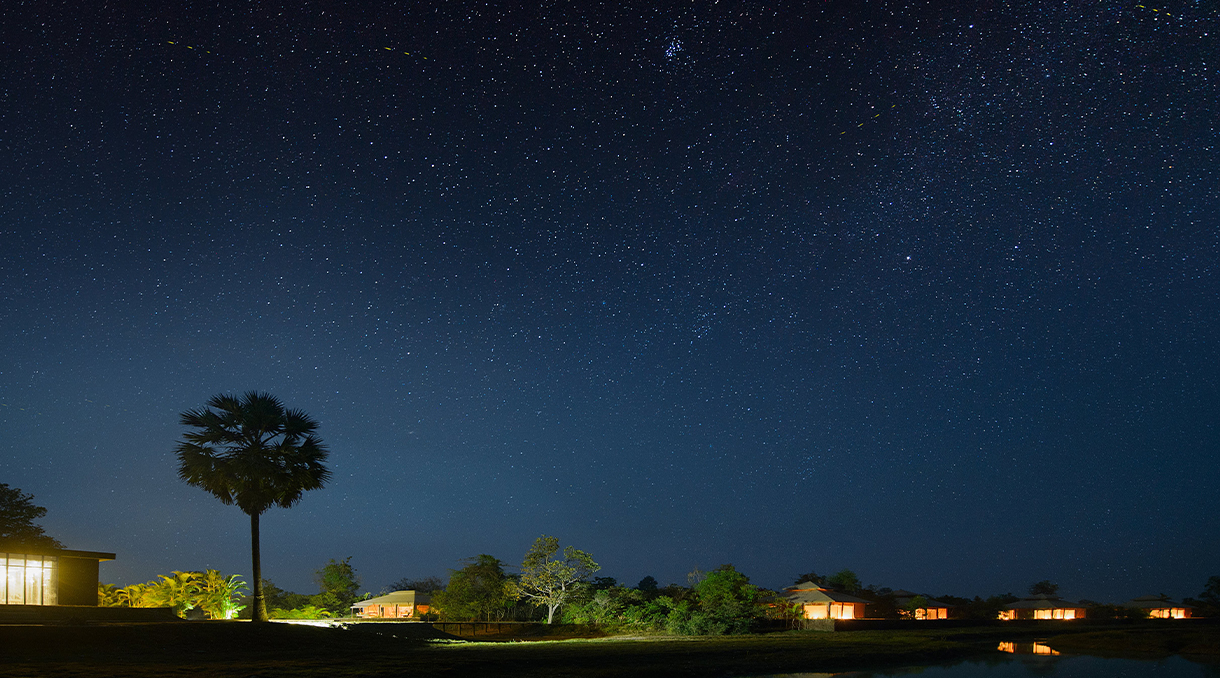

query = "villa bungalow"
[[351, 590, 431, 619], [1, 546, 115, 607], [784, 581, 870, 620], [998, 594, 1087, 620], [1128, 594, 1193, 619], [891, 589, 953, 620]]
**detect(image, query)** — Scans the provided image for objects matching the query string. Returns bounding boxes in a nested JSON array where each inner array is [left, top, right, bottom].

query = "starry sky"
[[1, 0, 1216, 603]]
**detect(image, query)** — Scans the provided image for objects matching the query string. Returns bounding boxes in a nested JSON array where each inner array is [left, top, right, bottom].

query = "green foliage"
[[259, 579, 312, 612], [145, 571, 202, 616], [432, 554, 517, 621], [175, 391, 330, 622], [902, 595, 929, 618], [665, 564, 762, 635], [197, 569, 248, 619], [98, 583, 123, 607], [562, 585, 647, 625], [270, 605, 333, 619], [314, 557, 361, 615], [825, 569, 862, 593], [0, 483, 62, 550], [518, 535, 600, 624], [102, 570, 246, 619], [1028, 580, 1059, 596]]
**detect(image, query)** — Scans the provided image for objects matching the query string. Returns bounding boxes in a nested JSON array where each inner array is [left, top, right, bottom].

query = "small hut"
[[351, 590, 431, 619], [998, 594, 1086, 620], [891, 589, 954, 620], [1128, 594, 1192, 619], [784, 581, 870, 619]]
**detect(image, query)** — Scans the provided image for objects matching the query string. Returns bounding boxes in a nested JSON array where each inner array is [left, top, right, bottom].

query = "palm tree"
[[175, 391, 330, 622]]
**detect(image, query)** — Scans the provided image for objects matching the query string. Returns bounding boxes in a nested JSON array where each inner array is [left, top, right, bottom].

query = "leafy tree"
[[636, 575, 659, 592], [901, 595, 929, 619], [175, 391, 331, 622], [1028, 580, 1059, 596], [825, 569, 862, 593], [385, 575, 444, 595], [1199, 576, 1220, 605], [432, 554, 517, 621], [669, 564, 762, 635], [793, 571, 825, 586], [518, 535, 600, 624], [0, 483, 62, 550], [313, 557, 361, 615], [258, 578, 312, 613], [591, 576, 618, 590]]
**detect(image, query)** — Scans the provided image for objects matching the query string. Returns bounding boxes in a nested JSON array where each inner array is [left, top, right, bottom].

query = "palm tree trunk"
[[250, 511, 269, 622]]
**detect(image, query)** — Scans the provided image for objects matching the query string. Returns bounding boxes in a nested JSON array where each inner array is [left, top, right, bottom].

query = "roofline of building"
[[1, 547, 116, 561]]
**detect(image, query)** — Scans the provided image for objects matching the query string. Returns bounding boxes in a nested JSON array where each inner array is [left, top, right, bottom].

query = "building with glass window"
[[1, 548, 115, 607]]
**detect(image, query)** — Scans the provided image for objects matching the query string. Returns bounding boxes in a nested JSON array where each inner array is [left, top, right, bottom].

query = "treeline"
[[100, 533, 1220, 632]]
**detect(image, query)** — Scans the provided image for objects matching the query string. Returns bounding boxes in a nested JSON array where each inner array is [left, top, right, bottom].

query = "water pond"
[[761, 643, 1219, 677]]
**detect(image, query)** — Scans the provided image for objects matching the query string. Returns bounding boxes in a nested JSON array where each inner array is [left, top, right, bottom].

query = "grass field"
[[0, 621, 1215, 677]]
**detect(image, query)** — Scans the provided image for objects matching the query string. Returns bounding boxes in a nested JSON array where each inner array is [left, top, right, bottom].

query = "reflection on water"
[[997, 641, 1060, 655], [758, 653, 1217, 677]]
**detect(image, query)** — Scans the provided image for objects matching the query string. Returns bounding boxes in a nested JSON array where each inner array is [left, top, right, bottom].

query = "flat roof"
[[0, 547, 115, 561]]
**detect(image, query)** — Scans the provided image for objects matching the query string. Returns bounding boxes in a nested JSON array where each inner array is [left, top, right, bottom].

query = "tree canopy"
[[0, 483, 62, 550], [518, 535, 600, 623], [432, 554, 517, 621], [314, 557, 361, 615], [1028, 580, 1059, 596], [825, 569, 862, 593]]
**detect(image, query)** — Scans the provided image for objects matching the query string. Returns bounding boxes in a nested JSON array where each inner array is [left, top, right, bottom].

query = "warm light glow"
[[0, 554, 58, 606], [997, 610, 1015, 620], [802, 602, 859, 620], [998, 641, 1060, 655], [915, 607, 947, 620]]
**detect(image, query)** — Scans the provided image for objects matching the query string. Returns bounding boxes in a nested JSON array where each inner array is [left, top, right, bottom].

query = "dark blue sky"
[[1, 0, 1216, 603]]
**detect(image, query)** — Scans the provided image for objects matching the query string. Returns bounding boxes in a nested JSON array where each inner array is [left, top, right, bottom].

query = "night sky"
[[1, 0, 1216, 604]]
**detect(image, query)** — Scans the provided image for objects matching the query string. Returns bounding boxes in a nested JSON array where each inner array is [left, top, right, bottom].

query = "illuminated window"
[[1034, 609, 1052, 619], [997, 610, 1015, 620], [0, 554, 58, 606]]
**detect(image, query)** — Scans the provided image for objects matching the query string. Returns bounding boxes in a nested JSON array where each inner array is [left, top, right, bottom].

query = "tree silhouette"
[[1028, 580, 1059, 596], [0, 483, 63, 550], [175, 391, 330, 622]]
